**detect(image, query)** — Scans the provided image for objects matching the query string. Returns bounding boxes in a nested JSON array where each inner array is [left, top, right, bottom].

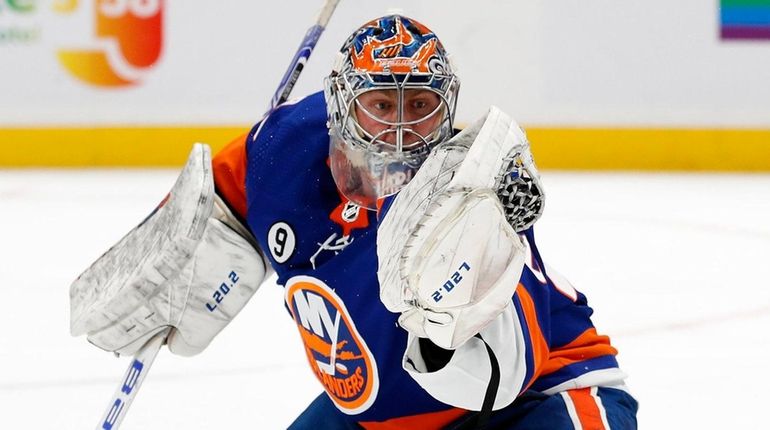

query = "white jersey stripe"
[[592, 386, 612, 429], [541, 368, 628, 396]]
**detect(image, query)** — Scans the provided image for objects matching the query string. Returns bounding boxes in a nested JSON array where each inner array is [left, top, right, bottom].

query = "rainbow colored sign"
[[721, 0, 770, 40]]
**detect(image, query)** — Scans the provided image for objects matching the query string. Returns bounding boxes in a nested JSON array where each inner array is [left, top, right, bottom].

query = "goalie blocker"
[[70, 144, 268, 357]]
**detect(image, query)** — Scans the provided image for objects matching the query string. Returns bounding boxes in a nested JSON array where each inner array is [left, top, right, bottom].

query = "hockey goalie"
[[70, 13, 638, 430]]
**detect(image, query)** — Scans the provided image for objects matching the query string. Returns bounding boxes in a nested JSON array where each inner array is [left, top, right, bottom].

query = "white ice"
[[1, 169, 769, 429]]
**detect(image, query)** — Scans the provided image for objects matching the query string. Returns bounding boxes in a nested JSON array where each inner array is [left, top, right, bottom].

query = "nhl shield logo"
[[285, 276, 379, 414], [341, 202, 360, 223]]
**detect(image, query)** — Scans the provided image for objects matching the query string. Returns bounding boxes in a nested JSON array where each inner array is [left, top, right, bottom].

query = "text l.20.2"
[[205, 271, 240, 312], [431, 262, 471, 303]]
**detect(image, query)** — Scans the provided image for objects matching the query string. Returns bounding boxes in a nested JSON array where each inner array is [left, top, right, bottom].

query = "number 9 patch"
[[268, 221, 296, 264]]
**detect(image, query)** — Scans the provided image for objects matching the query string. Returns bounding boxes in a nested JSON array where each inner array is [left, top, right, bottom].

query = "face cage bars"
[[327, 70, 459, 156]]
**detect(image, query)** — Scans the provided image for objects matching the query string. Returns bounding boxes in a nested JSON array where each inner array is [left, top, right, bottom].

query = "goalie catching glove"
[[377, 106, 544, 350], [70, 144, 267, 357]]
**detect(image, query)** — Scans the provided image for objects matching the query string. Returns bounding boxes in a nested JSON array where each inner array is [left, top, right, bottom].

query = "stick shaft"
[[269, 0, 341, 110], [96, 328, 169, 430]]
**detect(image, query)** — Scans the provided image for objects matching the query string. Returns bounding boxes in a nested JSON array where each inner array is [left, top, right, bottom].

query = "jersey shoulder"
[[211, 91, 331, 222], [212, 133, 250, 218], [246, 90, 328, 161], [244, 90, 334, 202]]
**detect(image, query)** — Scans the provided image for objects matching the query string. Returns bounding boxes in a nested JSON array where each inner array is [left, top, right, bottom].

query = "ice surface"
[[1, 169, 768, 429]]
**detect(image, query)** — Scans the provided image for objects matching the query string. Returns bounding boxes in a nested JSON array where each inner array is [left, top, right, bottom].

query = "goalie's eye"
[[406, 94, 440, 119], [373, 101, 394, 113], [357, 91, 397, 119], [402, 91, 441, 123]]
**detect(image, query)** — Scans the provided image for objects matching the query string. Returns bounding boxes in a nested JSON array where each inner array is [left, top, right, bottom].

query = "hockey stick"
[[93, 1, 340, 429], [97, 328, 169, 430], [270, 0, 341, 110]]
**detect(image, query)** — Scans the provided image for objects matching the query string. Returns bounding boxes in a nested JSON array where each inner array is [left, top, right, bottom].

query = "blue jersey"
[[212, 91, 625, 429]]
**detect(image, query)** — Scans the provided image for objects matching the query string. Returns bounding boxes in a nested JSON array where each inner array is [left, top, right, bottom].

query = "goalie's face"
[[324, 14, 460, 210], [354, 89, 444, 148], [327, 86, 453, 210]]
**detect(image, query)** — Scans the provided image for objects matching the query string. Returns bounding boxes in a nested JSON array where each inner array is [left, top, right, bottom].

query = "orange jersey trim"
[[566, 387, 608, 430], [212, 133, 249, 219], [541, 328, 618, 377], [515, 283, 550, 387], [359, 407, 467, 430]]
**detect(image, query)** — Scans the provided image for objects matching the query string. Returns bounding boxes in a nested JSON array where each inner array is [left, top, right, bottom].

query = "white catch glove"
[[378, 107, 538, 350], [70, 144, 267, 356]]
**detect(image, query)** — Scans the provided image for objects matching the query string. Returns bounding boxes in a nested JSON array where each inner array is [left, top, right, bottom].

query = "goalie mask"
[[324, 15, 460, 209]]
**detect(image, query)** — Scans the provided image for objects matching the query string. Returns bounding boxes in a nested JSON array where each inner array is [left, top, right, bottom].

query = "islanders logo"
[[55, 0, 163, 87], [286, 276, 379, 414]]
